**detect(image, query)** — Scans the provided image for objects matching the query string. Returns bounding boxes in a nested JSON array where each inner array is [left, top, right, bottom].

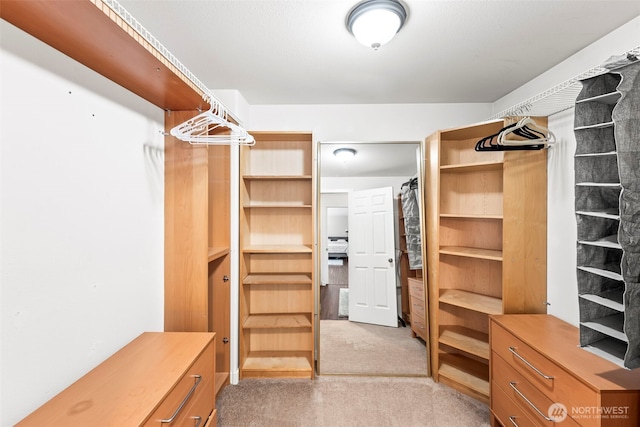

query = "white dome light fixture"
[[333, 147, 357, 161], [346, 0, 407, 50]]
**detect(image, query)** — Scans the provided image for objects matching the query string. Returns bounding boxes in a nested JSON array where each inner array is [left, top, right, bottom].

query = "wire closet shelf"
[[100, 0, 254, 145], [490, 45, 640, 120]]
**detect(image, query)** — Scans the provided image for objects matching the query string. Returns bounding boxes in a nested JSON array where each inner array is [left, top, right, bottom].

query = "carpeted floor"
[[319, 319, 428, 375], [216, 375, 491, 427]]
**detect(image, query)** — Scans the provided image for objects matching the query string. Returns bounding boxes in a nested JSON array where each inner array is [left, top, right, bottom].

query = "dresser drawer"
[[493, 352, 580, 427], [491, 322, 598, 417], [144, 340, 215, 426], [408, 278, 425, 301], [492, 380, 538, 427]]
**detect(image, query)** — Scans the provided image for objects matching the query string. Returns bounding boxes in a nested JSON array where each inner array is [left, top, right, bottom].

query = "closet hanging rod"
[[490, 45, 640, 120], [100, 0, 242, 126]]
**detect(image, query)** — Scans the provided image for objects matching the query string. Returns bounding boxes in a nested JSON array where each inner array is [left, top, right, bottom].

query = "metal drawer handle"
[[509, 381, 553, 422], [508, 346, 554, 380], [193, 415, 202, 427], [161, 374, 202, 424], [508, 416, 519, 427]]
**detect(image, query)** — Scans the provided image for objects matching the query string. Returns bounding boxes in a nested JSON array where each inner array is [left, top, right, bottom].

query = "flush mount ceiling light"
[[346, 0, 407, 50], [333, 147, 357, 161]]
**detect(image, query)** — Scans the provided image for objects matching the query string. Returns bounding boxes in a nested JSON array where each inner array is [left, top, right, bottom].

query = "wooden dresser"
[[17, 332, 216, 427], [490, 315, 640, 427], [408, 277, 427, 341]]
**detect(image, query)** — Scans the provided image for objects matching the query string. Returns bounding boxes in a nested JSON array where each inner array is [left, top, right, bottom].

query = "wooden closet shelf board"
[[440, 246, 503, 261], [244, 204, 312, 208], [440, 213, 503, 220], [439, 289, 502, 315], [243, 175, 313, 181], [440, 161, 503, 173], [0, 0, 206, 111], [208, 247, 230, 262], [438, 354, 490, 402], [439, 326, 489, 360], [440, 120, 504, 141], [243, 314, 312, 329], [242, 352, 313, 373], [242, 245, 312, 254], [243, 273, 312, 285]]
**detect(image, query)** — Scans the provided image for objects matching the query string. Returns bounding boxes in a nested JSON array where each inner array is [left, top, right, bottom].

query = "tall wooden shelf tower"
[[239, 132, 316, 379], [424, 119, 548, 404]]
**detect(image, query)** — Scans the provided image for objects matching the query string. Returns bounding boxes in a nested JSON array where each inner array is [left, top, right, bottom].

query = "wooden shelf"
[[439, 246, 503, 261], [439, 326, 489, 360], [0, 1, 206, 111], [215, 372, 229, 396], [243, 313, 312, 329], [208, 246, 230, 262], [440, 213, 503, 220], [242, 245, 312, 254], [438, 354, 489, 402], [244, 204, 312, 208], [243, 273, 312, 285], [440, 161, 503, 173], [242, 352, 313, 377], [439, 289, 502, 315], [243, 175, 312, 181]]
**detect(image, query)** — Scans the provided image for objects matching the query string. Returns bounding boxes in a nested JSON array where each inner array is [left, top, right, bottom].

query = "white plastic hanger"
[[498, 117, 555, 147], [170, 94, 255, 145]]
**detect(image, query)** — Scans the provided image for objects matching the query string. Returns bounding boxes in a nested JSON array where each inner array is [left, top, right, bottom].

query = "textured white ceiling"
[[118, 0, 640, 105]]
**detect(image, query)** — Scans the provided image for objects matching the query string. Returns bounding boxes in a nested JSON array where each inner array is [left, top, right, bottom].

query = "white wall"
[[0, 21, 164, 426], [247, 103, 492, 141]]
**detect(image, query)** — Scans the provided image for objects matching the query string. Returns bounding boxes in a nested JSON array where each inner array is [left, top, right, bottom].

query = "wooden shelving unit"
[[424, 119, 547, 404], [239, 132, 315, 379]]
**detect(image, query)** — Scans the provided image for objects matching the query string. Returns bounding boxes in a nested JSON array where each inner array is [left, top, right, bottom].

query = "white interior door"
[[347, 186, 397, 327]]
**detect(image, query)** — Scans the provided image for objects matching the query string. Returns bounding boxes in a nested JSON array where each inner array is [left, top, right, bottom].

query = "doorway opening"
[[316, 141, 429, 377]]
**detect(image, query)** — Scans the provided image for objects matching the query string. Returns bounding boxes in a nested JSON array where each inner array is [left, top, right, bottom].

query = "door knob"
[[388, 258, 393, 263]]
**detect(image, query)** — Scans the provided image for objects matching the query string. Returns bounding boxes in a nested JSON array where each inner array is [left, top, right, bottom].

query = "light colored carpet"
[[319, 319, 428, 375], [216, 375, 491, 427]]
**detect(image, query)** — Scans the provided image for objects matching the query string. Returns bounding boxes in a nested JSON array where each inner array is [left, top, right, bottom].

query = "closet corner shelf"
[[243, 273, 312, 285], [242, 352, 313, 376], [440, 161, 503, 173], [242, 175, 312, 181], [242, 245, 312, 254], [439, 326, 489, 360], [439, 289, 502, 316], [438, 353, 490, 402], [243, 313, 312, 329], [208, 246, 230, 262], [439, 246, 503, 261]]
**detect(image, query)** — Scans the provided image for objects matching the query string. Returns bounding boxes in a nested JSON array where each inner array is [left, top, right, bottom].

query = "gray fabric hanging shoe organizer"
[[574, 59, 640, 369]]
